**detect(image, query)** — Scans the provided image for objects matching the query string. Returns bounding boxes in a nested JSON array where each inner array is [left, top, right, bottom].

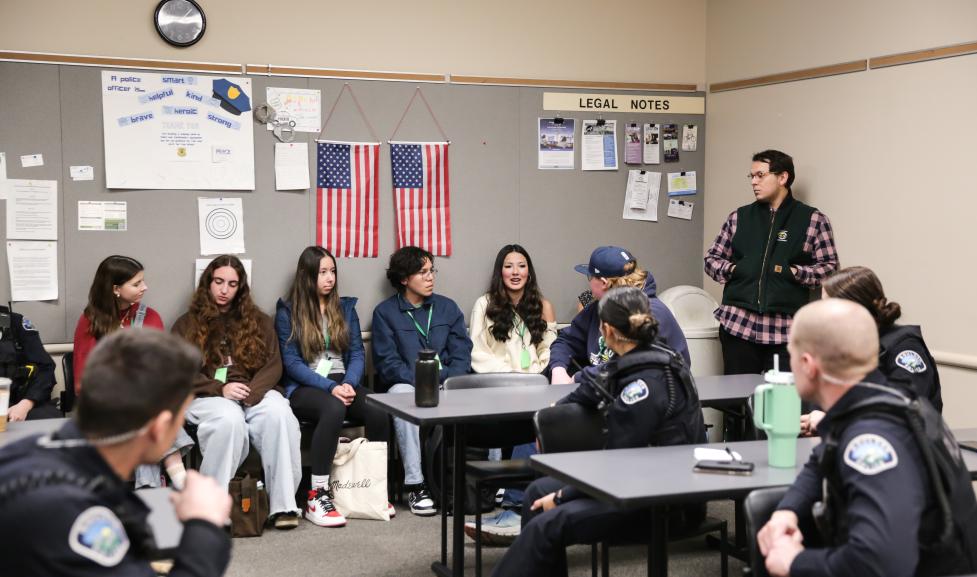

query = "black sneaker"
[[407, 484, 437, 516]]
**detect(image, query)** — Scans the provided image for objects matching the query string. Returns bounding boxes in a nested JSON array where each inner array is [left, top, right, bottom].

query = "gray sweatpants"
[[186, 390, 302, 515]]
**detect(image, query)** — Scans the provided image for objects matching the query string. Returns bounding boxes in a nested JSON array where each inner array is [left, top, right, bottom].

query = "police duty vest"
[[602, 343, 706, 447], [722, 194, 816, 315], [815, 383, 977, 576]]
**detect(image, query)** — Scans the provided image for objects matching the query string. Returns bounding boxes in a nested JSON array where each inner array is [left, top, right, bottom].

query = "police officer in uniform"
[[0, 304, 59, 420], [759, 299, 977, 577], [491, 287, 706, 577], [0, 329, 232, 576]]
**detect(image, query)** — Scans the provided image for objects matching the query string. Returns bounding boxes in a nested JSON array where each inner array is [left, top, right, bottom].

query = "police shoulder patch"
[[843, 433, 898, 476], [895, 350, 926, 374], [21, 317, 36, 332], [620, 379, 649, 405], [68, 506, 129, 567]]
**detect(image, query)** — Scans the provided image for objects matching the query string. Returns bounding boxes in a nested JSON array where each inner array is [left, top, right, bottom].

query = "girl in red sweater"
[[72, 255, 186, 488]]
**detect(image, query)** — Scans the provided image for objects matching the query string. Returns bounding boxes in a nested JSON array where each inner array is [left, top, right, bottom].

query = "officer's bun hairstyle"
[[599, 286, 659, 346], [752, 149, 795, 191], [386, 245, 435, 293], [84, 255, 144, 340], [822, 266, 902, 329], [77, 329, 200, 440]]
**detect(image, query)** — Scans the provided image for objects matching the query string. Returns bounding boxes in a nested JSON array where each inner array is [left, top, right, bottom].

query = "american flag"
[[317, 141, 380, 258], [391, 142, 452, 256]]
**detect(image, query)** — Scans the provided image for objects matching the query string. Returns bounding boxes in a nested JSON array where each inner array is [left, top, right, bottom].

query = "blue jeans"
[[388, 383, 425, 486], [502, 442, 536, 508]]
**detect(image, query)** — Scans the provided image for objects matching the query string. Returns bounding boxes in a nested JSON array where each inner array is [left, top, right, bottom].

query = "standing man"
[[757, 299, 977, 577], [704, 150, 838, 374], [372, 246, 473, 516], [0, 329, 232, 576]]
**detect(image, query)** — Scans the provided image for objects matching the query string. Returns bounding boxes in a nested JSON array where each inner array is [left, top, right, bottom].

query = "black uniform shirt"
[[777, 385, 929, 577], [0, 421, 231, 576], [0, 307, 56, 405]]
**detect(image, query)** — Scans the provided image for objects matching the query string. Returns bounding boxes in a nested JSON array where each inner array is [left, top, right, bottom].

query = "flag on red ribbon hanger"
[[316, 141, 380, 258], [390, 142, 452, 256]]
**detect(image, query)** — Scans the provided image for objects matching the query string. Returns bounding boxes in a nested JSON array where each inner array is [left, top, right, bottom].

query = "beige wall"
[[0, 0, 706, 85], [704, 0, 977, 426]]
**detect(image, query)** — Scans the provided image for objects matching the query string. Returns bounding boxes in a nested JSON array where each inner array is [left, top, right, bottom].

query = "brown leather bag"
[[228, 474, 269, 537]]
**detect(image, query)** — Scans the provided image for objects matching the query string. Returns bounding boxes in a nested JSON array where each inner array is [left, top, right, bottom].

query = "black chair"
[[533, 403, 729, 577], [743, 487, 788, 577], [59, 351, 75, 415], [442, 372, 547, 577]]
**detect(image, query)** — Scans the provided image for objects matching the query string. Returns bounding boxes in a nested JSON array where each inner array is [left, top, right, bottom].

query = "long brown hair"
[[84, 255, 144, 340], [822, 266, 901, 329], [485, 244, 548, 345], [183, 255, 267, 372], [287, 246, 349, 362]]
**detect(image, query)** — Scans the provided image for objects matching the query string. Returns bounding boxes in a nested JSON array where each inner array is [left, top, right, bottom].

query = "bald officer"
[[758, 299, 977, 577]]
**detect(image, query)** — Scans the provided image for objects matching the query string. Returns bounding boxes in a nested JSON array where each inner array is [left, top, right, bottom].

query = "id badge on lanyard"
[[407, 304, 442, 370], [516, 318, 531, 369]]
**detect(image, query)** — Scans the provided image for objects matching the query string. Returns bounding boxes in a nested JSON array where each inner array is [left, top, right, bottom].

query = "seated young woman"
[[72, 255, 189, 488], [800, 265, 943, 435], [470, 244, 556, 374], [171, 255, 303, 529], [467, 244, 557, 543], [276, 246, 390, 527]]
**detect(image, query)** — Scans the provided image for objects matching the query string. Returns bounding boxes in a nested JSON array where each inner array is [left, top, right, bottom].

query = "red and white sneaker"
[[387, 503, 396, 518], [305, 487, 346, 528]]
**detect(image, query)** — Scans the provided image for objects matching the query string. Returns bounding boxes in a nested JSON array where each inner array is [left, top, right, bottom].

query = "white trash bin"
[[659, 285, 724, 441]]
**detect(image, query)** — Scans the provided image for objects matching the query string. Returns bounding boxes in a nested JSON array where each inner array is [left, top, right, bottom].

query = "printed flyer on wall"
[[538, 118, 575, 169], [581, 120, 618, 171]]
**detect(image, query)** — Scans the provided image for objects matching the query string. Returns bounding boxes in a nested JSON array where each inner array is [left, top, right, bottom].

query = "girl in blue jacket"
[[276, 246, 389, 527]]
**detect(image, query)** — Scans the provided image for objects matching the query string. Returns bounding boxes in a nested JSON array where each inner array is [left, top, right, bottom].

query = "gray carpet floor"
[[225, 501, 745, 577]]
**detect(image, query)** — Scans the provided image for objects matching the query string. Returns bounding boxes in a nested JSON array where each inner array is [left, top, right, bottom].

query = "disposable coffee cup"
[[0, 377, 11, 432]]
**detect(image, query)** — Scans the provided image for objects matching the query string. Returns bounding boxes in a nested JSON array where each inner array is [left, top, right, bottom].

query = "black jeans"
[[289, 382, 388, 476], [719, 327, 790, 375]]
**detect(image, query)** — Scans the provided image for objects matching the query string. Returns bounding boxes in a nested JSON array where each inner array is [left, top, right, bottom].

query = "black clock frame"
[[154, 0, 207, 48]]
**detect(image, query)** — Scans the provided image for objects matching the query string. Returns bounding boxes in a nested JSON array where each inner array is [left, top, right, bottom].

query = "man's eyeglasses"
[[747, 171, 778, 181], [415, 268, 438, 279]]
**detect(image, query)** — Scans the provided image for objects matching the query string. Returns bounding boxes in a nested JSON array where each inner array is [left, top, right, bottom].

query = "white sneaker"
[[388, 502, 397, 518], [464, 509, 521, 546], [305, 487, 347, 528], [407, 484, 437, 516]]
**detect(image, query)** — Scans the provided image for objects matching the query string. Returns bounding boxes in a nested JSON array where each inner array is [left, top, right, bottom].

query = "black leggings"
[[289, 383, 388, 475]]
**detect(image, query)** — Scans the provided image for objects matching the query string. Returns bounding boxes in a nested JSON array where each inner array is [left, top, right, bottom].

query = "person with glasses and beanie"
[[371, 246, 473, 516], [704, 149, 838, 376], [548, 245, 690, 384]]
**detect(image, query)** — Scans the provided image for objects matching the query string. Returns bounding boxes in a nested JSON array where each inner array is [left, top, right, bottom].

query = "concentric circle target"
[[205, 208, 238, 240]]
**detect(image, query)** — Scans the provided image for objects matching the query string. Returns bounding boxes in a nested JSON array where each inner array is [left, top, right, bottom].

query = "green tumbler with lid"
[[752, 356, 801, 468]]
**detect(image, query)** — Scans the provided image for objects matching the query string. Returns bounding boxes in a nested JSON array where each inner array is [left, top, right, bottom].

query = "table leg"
[[441, 428, 448, 566], [452, 423, 467, 576], [647, 506, 668, 577], [430, 423, 468, 577]]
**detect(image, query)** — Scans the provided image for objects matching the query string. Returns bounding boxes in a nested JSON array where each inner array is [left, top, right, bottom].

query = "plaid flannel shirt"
[[704, 207, 838, 344]]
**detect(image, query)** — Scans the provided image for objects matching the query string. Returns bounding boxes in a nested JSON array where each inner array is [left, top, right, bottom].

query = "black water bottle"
[[415, 349, 439, 407]]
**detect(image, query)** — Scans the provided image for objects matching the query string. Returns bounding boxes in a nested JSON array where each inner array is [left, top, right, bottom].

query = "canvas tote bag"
[[330, 437, 389, 520]]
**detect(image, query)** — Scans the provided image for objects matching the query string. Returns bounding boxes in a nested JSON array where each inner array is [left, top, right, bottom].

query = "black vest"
[[722, 194, 816, 315], [815, 385, 977, 576]]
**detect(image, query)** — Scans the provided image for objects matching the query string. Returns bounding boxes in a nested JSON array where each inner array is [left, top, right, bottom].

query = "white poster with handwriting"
[[101, 71, 254, 190]]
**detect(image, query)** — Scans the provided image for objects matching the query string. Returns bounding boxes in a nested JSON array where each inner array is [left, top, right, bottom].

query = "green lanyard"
[[515, 317, 531, 369], [405, 303, 434, 346]]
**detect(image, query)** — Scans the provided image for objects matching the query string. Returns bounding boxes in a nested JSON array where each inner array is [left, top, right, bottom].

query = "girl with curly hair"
[[171, 255, 303, 529]]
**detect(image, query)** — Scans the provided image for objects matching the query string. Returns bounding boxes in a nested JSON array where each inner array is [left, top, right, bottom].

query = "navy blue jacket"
[[275, 297, 365, 396], [371, 293, 472, 389], [778, 385, 930, 577], [0, 421, 230, 577], [547, 274, 691, 372]]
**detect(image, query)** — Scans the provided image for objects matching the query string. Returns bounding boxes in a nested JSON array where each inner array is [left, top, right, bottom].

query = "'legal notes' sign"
[[543, 92, 704, 115]]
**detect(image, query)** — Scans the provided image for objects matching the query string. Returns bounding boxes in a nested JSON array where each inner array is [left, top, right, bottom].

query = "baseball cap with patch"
[[574, 246, 636, 278]]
